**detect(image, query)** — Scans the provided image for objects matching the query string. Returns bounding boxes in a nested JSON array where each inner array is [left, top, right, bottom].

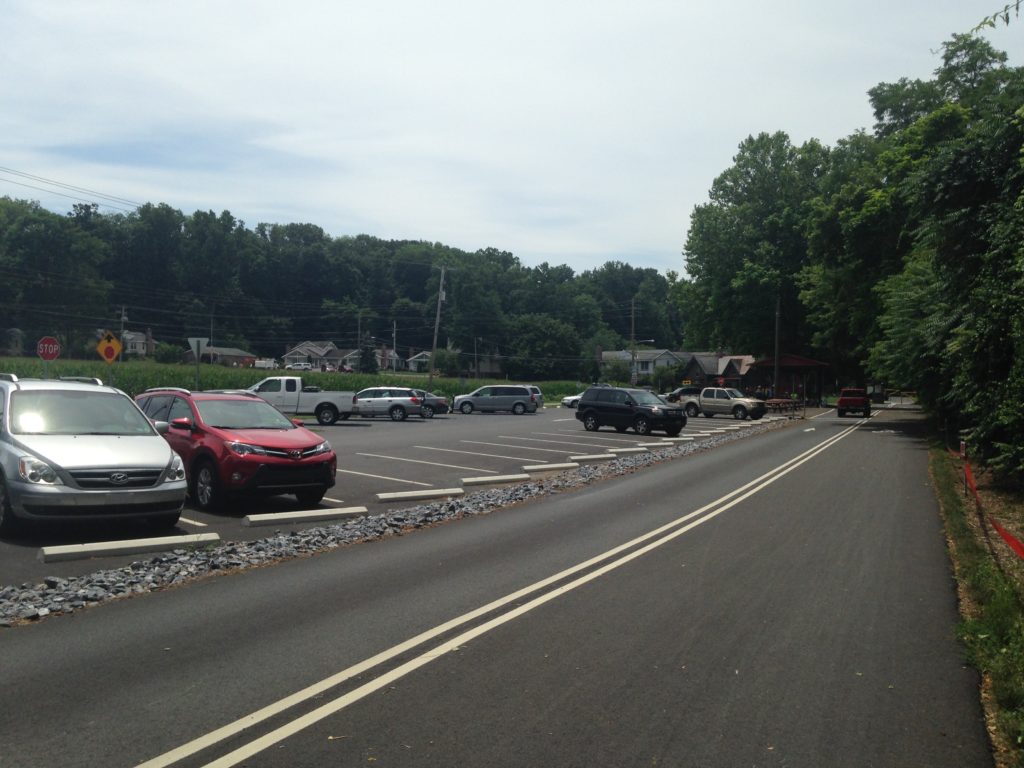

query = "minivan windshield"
[[11, 390, 155, 436]]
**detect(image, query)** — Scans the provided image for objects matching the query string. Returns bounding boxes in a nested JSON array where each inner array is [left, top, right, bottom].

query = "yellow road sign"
[[97, 331, 122, 364]]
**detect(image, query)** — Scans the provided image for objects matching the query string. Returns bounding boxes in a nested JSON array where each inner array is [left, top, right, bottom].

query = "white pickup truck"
[[247, 376, 357, 425]]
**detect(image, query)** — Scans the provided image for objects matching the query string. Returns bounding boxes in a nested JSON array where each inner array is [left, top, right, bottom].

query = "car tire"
[[513, 403, 526, 415], [665, 426, 682, 437], [702, 412, 715, 418], [389, 405, 407, 421], [582, 412, 600, 431], [751, 413, 763, 420], [864, 408, 871, 417], [192, 460, 223, 512], [315, 404, 339, 425], [633, 416, 652, 435], [838, 409, 846, 417], [733, 406, 748, 420], [421, 405, 435, 419], [460, 402, 474, 415], [296, 488, 326, 506], [0, 476, 21, 536], [685, 403, 699, 418]]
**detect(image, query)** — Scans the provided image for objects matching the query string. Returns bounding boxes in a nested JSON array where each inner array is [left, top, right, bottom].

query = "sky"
[[2, 1, 1021, 276]]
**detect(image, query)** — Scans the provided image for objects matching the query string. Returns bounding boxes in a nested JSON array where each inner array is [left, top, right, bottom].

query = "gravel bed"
[[0, 419, 789, 627]]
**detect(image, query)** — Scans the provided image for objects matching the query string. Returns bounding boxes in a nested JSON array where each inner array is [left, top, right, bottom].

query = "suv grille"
[[69, 468, 163, 489]]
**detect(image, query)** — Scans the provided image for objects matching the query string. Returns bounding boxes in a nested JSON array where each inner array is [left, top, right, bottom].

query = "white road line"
[[414, 446, 540, 462], [137, 422, 863, 768], [461, 440, 568, 454], [356, 453, 496, 473], [335, 469, 432, 487]]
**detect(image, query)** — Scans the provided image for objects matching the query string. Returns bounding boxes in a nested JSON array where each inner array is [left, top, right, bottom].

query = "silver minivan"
[[454, 385, 538, 415], [0, 374, 187, 534]]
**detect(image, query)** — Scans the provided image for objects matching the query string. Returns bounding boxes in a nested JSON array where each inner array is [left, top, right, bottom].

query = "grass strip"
[[932, 445, 1024, 768]]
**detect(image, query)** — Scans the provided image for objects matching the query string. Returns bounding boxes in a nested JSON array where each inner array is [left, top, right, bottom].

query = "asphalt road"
[[0, 408, 992, 767]]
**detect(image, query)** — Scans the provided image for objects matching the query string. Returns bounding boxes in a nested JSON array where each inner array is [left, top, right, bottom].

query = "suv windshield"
[[195, 399, 297, 429], [11, 390, 155, 436]]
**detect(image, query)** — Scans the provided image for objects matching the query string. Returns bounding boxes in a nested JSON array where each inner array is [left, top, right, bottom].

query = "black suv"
[[575, 386, 686, 436]]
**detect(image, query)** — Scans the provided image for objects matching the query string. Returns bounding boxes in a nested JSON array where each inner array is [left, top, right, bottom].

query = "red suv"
[[136, 388, 336, 511]]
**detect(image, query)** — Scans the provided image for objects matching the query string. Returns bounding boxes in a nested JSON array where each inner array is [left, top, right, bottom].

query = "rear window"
[[840, 389, 866, 397]]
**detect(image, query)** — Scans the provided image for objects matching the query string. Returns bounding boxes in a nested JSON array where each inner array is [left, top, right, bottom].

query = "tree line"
[[1, 34, 1021, 478]]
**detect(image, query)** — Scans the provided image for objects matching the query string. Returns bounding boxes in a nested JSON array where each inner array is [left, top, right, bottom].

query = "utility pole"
[[428, 265, 446, 389], [773, 293, 781, 398], [118, 306, 127, 366], [392, 321, 397, 372]]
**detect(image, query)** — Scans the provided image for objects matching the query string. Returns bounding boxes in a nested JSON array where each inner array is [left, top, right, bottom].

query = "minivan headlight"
[[164, 454, 187, 483], [18, 456, 62, 485]]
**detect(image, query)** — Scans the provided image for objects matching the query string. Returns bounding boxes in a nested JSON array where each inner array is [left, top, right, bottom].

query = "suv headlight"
[[164, 454, 187, 483], [309, 440, 332, 455], [226, 441, 268, 457], [18, 456, 62, 485]]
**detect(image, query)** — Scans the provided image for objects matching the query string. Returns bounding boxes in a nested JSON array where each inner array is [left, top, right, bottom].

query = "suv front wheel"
[[193, 460, 223, 512], [633, 416, 652, 435], [582, 412, 600, 431]]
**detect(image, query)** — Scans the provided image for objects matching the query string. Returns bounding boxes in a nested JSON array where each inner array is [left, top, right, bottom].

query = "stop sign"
[[37, 336, 62, 361]]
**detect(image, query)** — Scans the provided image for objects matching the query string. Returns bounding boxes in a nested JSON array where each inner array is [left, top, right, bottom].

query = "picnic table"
[[765, 398, 800, 414]]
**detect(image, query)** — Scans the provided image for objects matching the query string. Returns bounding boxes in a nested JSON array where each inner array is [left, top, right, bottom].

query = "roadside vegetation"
[[0, 356, 596, 404], [933, 446, 1024, 767]]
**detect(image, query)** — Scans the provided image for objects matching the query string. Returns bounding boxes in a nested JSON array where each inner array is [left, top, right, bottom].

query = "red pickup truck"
[[836, 388, 871, 417]]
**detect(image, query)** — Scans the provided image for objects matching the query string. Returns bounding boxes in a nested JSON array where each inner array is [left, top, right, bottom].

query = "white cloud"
[[2, 1, 1021, 274]]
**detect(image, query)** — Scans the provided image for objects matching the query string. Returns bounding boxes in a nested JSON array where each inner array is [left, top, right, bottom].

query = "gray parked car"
[[353, 387, 424, 421], [454, 385, 538, 415], [0, 374, 188, 534]]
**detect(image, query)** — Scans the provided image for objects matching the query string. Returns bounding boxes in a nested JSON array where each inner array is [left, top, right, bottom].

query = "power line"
[[0, 165, 142, 208]]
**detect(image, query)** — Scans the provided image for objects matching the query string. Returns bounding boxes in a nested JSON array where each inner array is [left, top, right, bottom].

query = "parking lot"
[[0, 406, 791, 584]]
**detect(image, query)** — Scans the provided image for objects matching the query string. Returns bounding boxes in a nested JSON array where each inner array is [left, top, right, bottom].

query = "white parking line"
[[178, 516, 207, 527], [414, 446, 540, 462], [357, 452, 496, 473], [335, 469, 432, 487], [498, 434, 632, 449], [461, 440, 569, 455], [323, 496, 346, 504]]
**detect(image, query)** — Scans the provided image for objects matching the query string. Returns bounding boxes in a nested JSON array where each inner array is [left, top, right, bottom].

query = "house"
[[407, 351, 432, 373], [183, 345, 256, 367], [282, 341, 340, 369], [121, 329, 157, 357], [601, 349, 685, 380]]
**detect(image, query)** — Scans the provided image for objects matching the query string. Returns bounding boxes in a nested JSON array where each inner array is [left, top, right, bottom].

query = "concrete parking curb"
[[38, 533, 221, 563], [523, 462, 580, 472], [376, 488, 465, 502], [608, 447, 648, 455], [243, 507, 368, 527], [462, 474, 532, 486], [568, 453, 616, 462]]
